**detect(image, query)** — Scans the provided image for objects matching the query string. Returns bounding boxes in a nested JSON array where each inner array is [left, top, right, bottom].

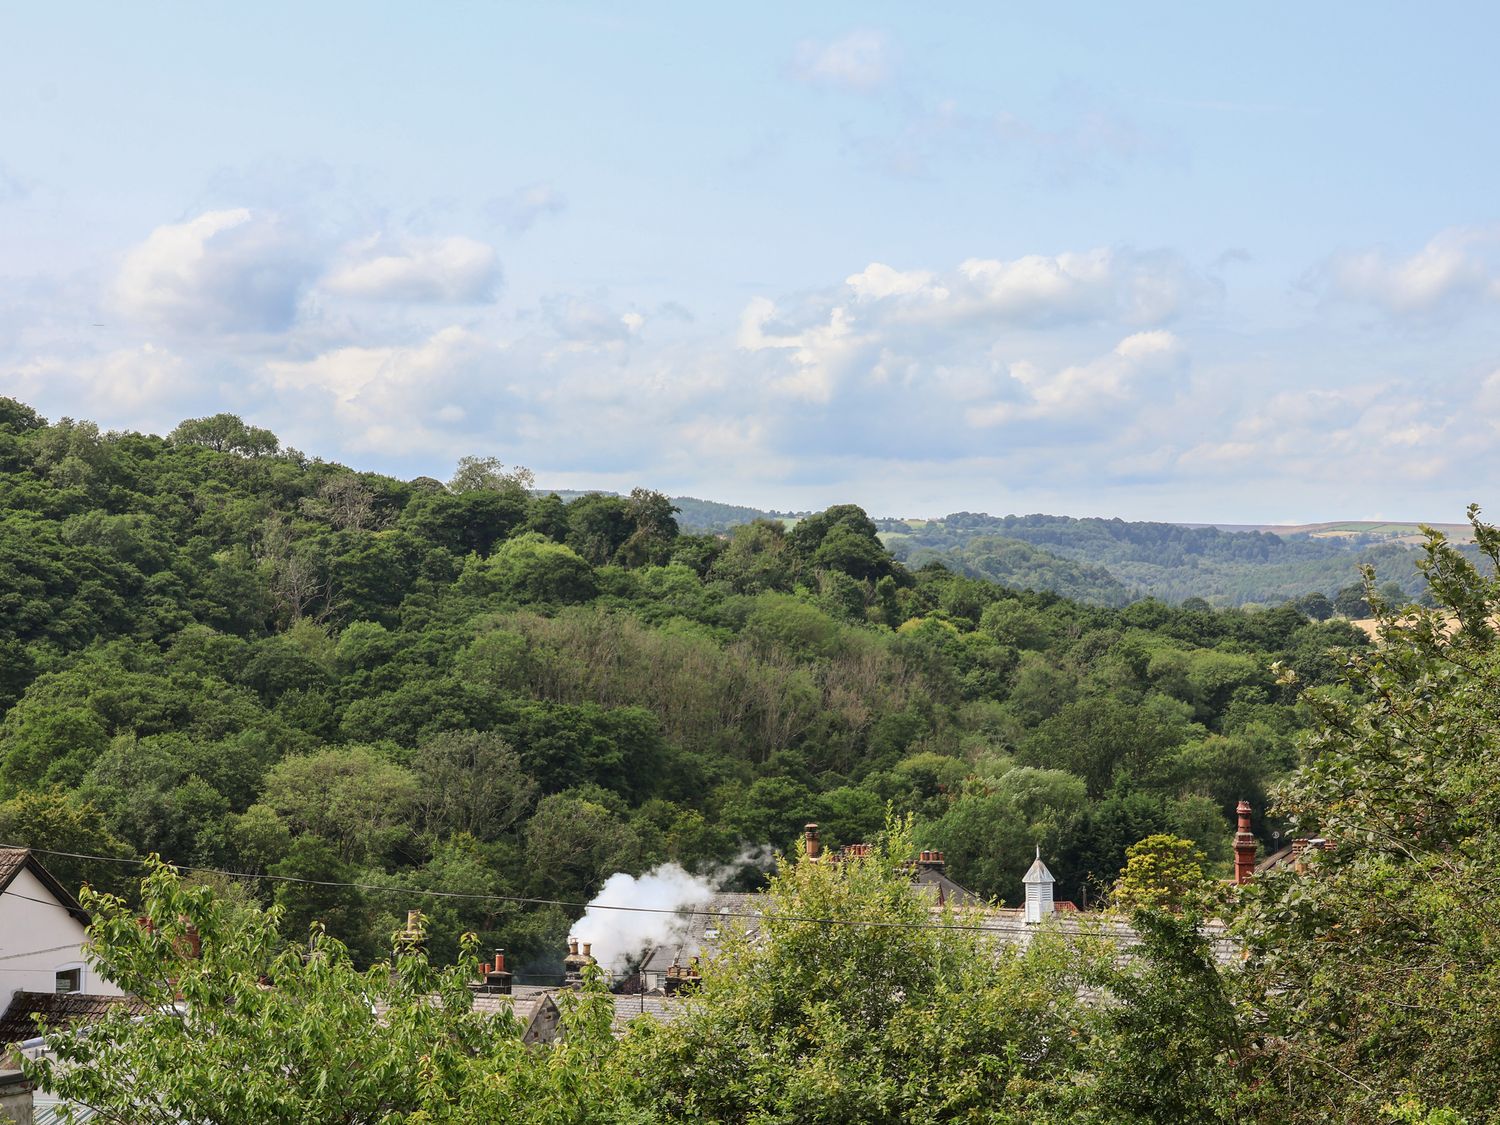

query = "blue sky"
[[3, 3, 1499, 522]]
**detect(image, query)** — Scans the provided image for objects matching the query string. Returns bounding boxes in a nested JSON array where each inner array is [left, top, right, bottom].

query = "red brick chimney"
[[1233, 800, 1257, 885], [804, 823, 822, 859]]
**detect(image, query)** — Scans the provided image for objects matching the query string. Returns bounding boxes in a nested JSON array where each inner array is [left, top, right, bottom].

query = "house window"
[[55, 968, 81, 994]]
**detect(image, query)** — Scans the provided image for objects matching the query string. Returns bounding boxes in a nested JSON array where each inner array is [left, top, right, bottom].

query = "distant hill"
[[877, 513, 1441, 608], [536, 490, 800, 534], [901, 535, 1133, 606], [1186, 520, 1474, 546], [536, 490, 1463, 607]]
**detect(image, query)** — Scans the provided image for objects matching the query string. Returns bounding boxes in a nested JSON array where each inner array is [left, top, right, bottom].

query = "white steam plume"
[[572, 847, 777, 975], [572, 864, 717, 974]]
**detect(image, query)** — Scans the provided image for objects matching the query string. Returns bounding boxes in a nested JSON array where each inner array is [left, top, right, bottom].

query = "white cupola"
[[1022, 847, 1055, 924]]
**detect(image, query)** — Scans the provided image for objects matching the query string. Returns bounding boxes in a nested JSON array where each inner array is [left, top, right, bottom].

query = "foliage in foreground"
[[24, 860, 645, 1125], [1235, 507, 1500, 1123], [626, 819, 1105, 1124], [28, 830, 1252, 1125]]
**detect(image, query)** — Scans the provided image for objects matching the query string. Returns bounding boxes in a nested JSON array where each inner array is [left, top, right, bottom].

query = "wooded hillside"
[[0, 399, 1365, 968]]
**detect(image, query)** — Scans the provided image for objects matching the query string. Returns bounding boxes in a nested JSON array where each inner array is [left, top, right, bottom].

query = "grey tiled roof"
[[637, 892, 762, 977], [0, 991, 146, 1045], [470, 986, 685, 1035]]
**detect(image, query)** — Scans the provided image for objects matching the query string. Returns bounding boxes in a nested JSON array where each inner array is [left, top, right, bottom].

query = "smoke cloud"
[[572, 847, 777, 975], [571, 864, 717, 974]]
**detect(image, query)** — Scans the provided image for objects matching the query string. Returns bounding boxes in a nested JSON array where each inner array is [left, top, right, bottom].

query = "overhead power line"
[[0, 841, 1101, 936]]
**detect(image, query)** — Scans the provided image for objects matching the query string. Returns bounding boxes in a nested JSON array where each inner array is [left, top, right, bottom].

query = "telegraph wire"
[[0, 841, 1131, 936]]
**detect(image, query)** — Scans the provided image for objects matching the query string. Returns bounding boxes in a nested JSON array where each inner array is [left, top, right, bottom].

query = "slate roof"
[[911, 865, 988, 907], [634, 872, 993, 978], [469, 985, 684, 1037], [637, 892, 763, 978], [0, 849, 89, 924], [0, 991, 146, 1045]]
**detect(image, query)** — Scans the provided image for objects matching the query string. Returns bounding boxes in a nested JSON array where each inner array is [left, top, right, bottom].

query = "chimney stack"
[[396, 909, 426, 955], [562, 936, 590, 987], [484, 948, 512, 995], [1233, 800, 1257, 886], [916, 850, 946, 874], [804, 823, 822, 860], [664, 956, 702, 995]]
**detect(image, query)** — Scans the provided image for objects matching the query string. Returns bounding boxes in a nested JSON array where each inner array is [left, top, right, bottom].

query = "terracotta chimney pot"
[[804, 823, 822, 859]]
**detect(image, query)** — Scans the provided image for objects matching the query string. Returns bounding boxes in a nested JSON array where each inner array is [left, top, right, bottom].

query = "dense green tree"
[[463, 532, 597, 603], [565, 493, 635, 565], [448, 454, 535, 496], [711, 519, 792, 594], [0, 789, 136, 896], [259, 746, 419, 864], [1333, 581, 1371, 618], [1238, 511, 1500, 1121], [410, 730, 538, 841], [625, 819, 1100, 1123], [169, 413, 280, 456], [25, 860, 641, 1123]]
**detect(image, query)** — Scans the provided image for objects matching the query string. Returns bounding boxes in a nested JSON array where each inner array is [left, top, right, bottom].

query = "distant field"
[[1188, 521, 1474, 545]]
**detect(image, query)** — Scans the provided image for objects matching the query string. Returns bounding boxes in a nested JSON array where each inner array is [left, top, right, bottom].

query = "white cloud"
[[734, 245, 1202, 411], [792, 29, 892, 92], [738, 297, 871, 402], [967, 330, 1187, 427], [834, 248, 1205, 330], [1478, 368, 1500, 415], [956, 248, 1202, 325], [540, 294, 641, 351], [323, 234, 500, 303], [488, 182, 568, 233], [1321, 228, 1500, 317], [4, 343, 196, 424], [112, 209, 314, 334], [1175, 380, 1461, 485], [263, 326, 512, 455], [846, 263, 948, 302]]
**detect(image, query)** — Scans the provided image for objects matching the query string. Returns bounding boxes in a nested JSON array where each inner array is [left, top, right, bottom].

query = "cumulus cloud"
[[541, 294, 642, 349], [4, 343, 199, 425], [791, 29, 893, 92], [1319, 228, 1500, 317], [738, 245, 1203, 407], [323, 234, 500, 303], [738, 297, 873, 402], [262, 325, 515, 455], [112, 209, 316, 335], [957, 248, 1200, 325], [846, 263, 948, 302], [487, 182, 568, 233], [840, 247, 1205, 328], [1175, 380, 1457, 485], [967, 330, 1187, 428]]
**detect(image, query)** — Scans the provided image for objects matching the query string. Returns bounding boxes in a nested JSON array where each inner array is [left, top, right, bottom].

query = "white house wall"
[[0, 868, 120, 999]]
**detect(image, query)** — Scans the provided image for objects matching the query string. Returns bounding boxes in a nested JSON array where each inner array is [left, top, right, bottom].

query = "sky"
[[2, 3, 1499, 523]]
